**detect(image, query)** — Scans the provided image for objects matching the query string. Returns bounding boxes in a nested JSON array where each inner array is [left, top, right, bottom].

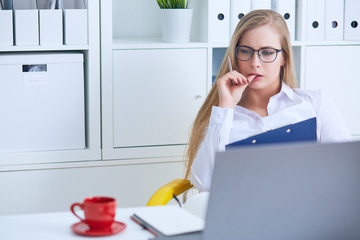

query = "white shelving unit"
[[101, 1, 209, 161], [0, 0, 359, 216], [0, 0, 101, 168], [101, 0, 360, 164], [1, 0, 359, 168]]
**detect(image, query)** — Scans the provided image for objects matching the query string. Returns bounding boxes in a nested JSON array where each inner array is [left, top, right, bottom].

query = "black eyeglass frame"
[[235, 45, 283, 63]]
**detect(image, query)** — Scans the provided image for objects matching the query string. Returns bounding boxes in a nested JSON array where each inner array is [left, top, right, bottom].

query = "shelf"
[[112, 37, 208, 49], [303, 41, 360, 46], [111, 39, 360, 51], [0, 155, 181, 172], [0, 45, 89, 52], [290, 41, 360, 47]]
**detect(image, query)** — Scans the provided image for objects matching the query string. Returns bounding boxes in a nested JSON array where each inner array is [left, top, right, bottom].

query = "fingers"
[[246, 74, 256, 84], [226, 70, 248, 86]]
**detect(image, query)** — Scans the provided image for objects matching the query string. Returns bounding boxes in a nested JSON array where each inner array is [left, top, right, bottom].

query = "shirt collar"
[[279, 81, 294, 101]]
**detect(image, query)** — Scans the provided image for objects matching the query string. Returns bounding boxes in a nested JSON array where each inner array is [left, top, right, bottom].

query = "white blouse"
[[191, 82, 352, 192]]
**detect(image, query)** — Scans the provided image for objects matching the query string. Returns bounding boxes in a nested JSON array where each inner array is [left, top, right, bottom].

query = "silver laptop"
[[155, 141, 360, 240]]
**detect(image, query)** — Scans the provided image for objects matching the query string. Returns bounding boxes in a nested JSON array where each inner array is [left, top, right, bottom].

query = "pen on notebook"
[[228, 56, 233, 72]]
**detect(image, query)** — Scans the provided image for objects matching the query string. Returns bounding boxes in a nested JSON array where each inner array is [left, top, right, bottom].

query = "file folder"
[[251, 0, 271, 10], [0, 8, 13, 46], [62, 0, 88, 45], [226, 117, 317, 150], [208, 0, 230, 43], [325, 0, 344, 41], [38, 0, 63, 45], [13, 0, 39, 46], [344, 0, 360, 40], [272, 0, 296, 41], [230, 0, 251, 37], [306, 0, 325, 41]]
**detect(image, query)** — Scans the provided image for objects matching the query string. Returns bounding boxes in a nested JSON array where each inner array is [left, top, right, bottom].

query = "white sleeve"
[[318, 91, 352, 143], [190, 106, 234, 192]]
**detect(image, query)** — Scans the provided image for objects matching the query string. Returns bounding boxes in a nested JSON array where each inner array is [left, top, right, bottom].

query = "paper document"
[[131, 205, 204, 237]]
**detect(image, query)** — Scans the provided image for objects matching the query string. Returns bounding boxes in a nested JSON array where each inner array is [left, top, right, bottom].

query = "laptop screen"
[[203, 141, 360, 240]]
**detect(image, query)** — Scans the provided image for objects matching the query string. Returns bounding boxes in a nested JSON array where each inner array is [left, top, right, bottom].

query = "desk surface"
[[0, 207, 154, 240]]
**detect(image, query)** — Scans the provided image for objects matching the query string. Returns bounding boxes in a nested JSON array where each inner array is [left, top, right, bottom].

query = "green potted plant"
[[156, 0, 191, 9], [156, 0, 193, 43]]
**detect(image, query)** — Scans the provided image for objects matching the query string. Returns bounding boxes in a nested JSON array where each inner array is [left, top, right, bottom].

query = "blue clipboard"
[[226, 117, 317, 150]]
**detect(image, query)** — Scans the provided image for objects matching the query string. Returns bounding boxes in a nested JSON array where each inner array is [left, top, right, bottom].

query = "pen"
[[228, 56, 233, 72]]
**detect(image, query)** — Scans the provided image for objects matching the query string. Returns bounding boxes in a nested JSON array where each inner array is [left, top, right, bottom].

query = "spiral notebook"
[[226, 117, 317, 150]]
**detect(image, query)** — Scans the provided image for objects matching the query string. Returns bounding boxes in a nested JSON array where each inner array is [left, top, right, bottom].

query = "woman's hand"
[[216, 70, 256, 109]]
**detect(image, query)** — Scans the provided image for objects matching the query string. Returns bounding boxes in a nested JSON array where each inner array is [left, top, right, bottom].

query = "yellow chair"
[[147, 179, 194, 206]]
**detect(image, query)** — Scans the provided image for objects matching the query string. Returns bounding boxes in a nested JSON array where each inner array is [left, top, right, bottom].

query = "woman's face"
[[237, 24, 285, 91]]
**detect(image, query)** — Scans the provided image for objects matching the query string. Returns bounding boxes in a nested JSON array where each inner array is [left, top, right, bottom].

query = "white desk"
[[0, 207, 154, 240]]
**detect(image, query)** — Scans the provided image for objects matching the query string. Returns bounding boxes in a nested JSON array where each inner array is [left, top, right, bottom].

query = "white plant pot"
[[161, 9, 193, 43]]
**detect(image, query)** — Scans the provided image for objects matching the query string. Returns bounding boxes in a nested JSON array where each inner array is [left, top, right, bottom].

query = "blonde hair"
[[184, 9, 297, 179]]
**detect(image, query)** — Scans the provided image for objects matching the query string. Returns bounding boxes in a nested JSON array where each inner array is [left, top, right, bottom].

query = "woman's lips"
[[248, 73, 264, 80]]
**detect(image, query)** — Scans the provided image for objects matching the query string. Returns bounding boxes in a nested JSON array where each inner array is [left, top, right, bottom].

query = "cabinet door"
[[113, 48, 207, 148], [304, 46, 360, 136]]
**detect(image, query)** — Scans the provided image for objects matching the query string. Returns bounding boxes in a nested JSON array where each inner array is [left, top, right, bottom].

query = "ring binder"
[[208, 0, 230, 43], [230, 0, 251, 37], [325, 0, 344, 41], [344, 0, 360, 40], [306, 0, 325, 41], [272, 0, 296, 41]]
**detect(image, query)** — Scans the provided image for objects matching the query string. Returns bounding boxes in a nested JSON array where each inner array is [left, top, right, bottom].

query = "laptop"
[[154, 141, 360, 240]]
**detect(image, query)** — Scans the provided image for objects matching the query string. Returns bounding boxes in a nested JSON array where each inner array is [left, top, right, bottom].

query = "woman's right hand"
[[216, 70, 256, 109]]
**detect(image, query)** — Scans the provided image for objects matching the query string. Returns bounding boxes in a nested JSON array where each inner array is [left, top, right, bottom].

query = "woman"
[[185, 9, 351, 192]]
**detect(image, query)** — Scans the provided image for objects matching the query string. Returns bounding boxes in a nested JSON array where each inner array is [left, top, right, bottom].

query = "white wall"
[[0, 161, 185, 215]]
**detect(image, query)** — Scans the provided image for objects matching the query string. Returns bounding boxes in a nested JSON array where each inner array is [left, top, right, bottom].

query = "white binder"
[[13, 0, 39, 46], [208, 0, 230, 43], [306, 0, 325, 41], [230, 0, 251, 37], [0, 10, 13, 46], [272, 0, 296, 41], [344, 0, 360, 40], [325, 0, 344, 41], [61, 0, 88, 45], [251, 0, 271, 10]]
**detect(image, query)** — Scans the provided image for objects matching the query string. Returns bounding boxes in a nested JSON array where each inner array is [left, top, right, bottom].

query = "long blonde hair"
[[184, 9, 297, 179]]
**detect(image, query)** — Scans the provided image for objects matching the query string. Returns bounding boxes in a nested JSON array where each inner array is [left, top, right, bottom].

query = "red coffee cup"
[[70, 196, 116, 230]]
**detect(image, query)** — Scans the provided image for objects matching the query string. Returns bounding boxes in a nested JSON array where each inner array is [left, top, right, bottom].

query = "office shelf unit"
[[2, 0, 359, 167], [101, 0, 360, 163], [0, 0, 359, 216], [0, 0, 101, 167]]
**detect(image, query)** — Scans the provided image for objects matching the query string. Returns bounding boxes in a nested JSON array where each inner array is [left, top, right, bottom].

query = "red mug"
[[70, 196, 116, 230]]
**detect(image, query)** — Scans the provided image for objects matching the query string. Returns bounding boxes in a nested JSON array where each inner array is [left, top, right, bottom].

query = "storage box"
[[0, 10, 13, 46], [0, 53, 85, 153]]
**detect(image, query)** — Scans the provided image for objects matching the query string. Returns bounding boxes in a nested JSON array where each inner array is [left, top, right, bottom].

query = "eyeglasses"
[[235, 46, 283, 63]]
